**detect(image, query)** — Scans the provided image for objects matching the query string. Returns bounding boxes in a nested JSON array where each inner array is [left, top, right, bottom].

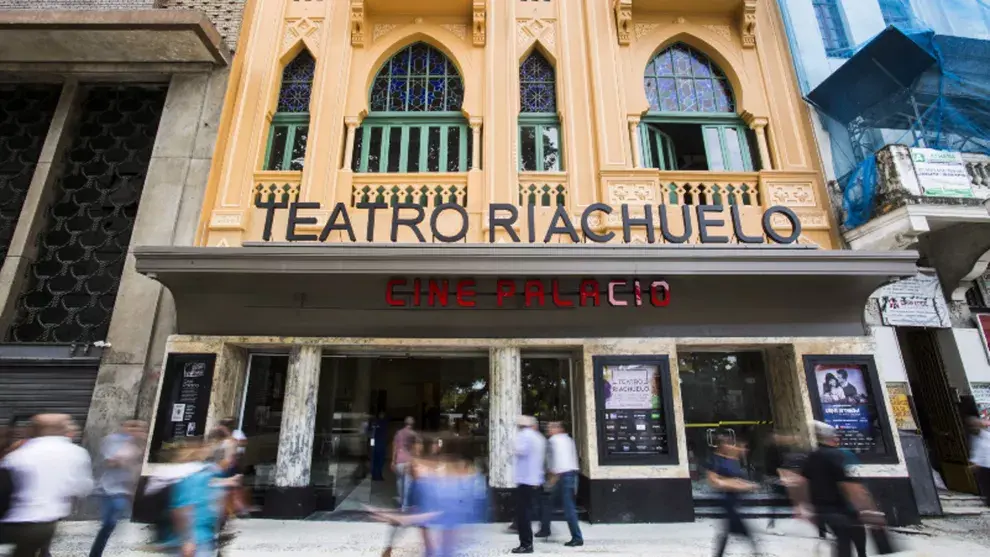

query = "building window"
[[813, 0, 851, 55], [640, 43, 755, 173], [265, 50, 315, 171], [354, 42, 470, 173], [879, 0, 917, 28], [519, 50, 562, 172]]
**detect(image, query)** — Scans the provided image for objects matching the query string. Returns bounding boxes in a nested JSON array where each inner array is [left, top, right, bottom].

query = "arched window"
[[353, 42, 471, 173], [265, 50, 315, 171], [641, 43, 757, 173], [519, 50, 562, 173]]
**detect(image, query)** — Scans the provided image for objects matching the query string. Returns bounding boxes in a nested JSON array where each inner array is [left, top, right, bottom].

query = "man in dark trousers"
[[511, 415, 545, 554], [797, 422, 886, 557]]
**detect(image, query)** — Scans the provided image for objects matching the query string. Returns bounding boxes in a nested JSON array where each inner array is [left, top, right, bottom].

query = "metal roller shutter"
[[0, 363, 99, 429]]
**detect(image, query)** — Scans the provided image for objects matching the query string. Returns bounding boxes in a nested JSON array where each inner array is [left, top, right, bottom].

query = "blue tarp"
[[804, 24, 990, 228]]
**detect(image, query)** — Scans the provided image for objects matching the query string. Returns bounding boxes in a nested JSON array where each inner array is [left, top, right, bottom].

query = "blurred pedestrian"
[[88, 420, 146, 557], [535, 422, 582, 547], [0, 414, 94, 557], [796, 421, 887, 557], [709, 433, 761, 557], [511, 415, 545, 554], [967, 417, 990, 507], [392, 417, 418, 511], [764, 431, 789, 532]]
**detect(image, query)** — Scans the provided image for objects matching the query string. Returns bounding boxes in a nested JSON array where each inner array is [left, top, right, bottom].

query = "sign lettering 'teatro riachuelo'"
[[255, 198, 803, 245]]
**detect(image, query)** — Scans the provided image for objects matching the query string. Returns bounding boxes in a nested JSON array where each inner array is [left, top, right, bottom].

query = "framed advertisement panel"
[[803, 354, 898, 464], [149, 353, 217, 461], [593, 355, 679, 466]]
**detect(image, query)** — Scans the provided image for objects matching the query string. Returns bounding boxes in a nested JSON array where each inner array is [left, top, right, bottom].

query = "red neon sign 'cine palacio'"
[[385, 278, 671, 308]]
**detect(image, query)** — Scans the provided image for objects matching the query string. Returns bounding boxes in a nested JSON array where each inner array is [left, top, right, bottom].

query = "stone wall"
[[0, 0, 247, 48]]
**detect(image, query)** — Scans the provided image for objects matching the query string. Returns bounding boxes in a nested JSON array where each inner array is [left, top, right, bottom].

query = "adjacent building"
[[779, 0, 990, 511], [0, 0, 240, 457]]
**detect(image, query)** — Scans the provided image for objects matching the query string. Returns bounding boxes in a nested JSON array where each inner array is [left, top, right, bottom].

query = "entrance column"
[[271, 345, 322, 517], [489, 346, 522, 489]]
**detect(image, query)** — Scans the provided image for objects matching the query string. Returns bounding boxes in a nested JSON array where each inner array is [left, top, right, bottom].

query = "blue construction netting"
[[782, 0, 990, 229]]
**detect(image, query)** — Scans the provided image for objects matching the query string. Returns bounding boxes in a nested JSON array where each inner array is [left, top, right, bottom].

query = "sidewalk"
[[43, 517, 990, 556]]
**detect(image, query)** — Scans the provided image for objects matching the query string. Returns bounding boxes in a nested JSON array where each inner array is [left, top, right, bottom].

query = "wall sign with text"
[[149, 353, 217, 461], [593, 355, 679, 466], [385, 277, 670, 308], [256, 198, 803, 245], [803, 354, 898, 464]]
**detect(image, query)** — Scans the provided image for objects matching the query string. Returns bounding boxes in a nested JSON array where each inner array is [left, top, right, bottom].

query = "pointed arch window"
[[519, 50, 562, 172], [265, 50, 315, 171], [353, 43, 471, 173], [640, 43, 757, 174]]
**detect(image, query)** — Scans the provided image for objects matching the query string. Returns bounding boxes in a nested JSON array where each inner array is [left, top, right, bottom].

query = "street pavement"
[[38, 516, 990, 556]]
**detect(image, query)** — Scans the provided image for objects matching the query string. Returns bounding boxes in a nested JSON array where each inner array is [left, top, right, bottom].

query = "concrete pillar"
[[342, 118, 358, 171], [470, 118, 482, 171], [84, 70, 228, 455], [0, 81, 80, 333], [489, 346, 522, 489], [274, 345, 322, 487]]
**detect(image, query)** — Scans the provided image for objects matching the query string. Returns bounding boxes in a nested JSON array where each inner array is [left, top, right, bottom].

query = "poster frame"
[[802, 354, 899, 465], [593, 355, 679, 466], [149, 352, 217, 461]]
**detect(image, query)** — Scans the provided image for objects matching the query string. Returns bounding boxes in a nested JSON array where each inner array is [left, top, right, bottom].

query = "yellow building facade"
[[198, 0, 837, 249], [135, 0, 922, 524]]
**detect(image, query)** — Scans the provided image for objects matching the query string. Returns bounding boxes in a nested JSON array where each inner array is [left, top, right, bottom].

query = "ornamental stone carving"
[[609, 183, 656, 204], [614, 0, 632, 46], [740, 0, 757, 48], [350, 0, 366, 47], [473, 0, 487, 46], [767, 183, 816, 207]]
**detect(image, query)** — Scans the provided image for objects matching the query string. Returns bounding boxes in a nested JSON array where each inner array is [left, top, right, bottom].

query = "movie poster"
[[600, 364, 667, 456], [814, 363, 882, 455]]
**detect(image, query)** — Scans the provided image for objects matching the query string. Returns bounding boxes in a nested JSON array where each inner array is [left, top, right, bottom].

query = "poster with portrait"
[[804, 355, 896, 463], [594, 356, 678, 466]]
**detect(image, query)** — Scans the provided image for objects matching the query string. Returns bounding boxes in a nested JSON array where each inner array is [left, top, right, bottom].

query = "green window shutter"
[[355, 115, 469, 173], [518, 115, 563, 172], [640, 124, 677, 171], [265, 113, 310, 171], [700, 124, 752, 172]]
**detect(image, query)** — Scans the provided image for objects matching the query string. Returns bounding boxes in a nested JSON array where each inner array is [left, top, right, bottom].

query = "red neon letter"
[[651, 280, 670, 307], [412, 278, 421, 306], [634, 279, 643, 307], [524, 279, 546, 307], [579, 279, 600, 307], [456, 279, 477, 307], [428, 279, 449, 307], [496, 279, 516, 307], [608, 280, 628, 307], [551, 279, 574, 308], [386, 279, 406, 307]]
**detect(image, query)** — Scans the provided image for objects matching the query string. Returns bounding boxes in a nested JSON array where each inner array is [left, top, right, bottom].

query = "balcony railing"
[[518, 172, 567, 207], [350, 173, 469, 207], [658, 172, 761, 206]]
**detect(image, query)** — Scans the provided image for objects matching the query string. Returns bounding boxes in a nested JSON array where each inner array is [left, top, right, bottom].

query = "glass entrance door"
[[679, 352, 774, 499]]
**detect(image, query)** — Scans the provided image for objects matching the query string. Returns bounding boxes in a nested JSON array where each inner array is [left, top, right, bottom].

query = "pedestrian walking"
[[708, 433, 761, 557], [392, 417, 418, 511], [0, 414, 94, 557], [967, 417, 990, 507], [796, 421, 888, 557], [511, 415, 546, 554], [88, 420, 147, 557], [535, 422, 583, 547]]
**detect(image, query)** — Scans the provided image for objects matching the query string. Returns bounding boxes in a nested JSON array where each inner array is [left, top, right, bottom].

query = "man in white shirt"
[[512, 415, 545, 554], [536, 422, 583, 547], [968, 416, 990, 507], [1, 414, 94, 557]]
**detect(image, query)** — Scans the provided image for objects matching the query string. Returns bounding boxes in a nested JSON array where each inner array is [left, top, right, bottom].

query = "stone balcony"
[[841, 144, 990, 303]]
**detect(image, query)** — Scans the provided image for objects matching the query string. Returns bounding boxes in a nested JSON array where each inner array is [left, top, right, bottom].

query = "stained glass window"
[[266, 49, 315, 171], [277, 50, 316, 113], [369, 43, 464, 113], [520, 51, 557, 114], [644, 43, 734, 113]]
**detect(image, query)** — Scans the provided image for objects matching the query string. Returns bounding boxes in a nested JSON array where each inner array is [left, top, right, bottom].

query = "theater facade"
[[134, 0, 921, 524]]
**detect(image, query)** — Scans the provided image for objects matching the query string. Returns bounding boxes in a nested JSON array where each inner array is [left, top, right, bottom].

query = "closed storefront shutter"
[[0, 364, 99, 429]]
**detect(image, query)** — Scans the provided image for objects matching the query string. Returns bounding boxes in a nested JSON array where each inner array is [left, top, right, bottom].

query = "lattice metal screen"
[[0, 85, 62, 265], [7, 86, 167, 344]]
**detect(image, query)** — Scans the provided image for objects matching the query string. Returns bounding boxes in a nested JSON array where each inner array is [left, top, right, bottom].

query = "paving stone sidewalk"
[[36, 517, 990, 556]]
